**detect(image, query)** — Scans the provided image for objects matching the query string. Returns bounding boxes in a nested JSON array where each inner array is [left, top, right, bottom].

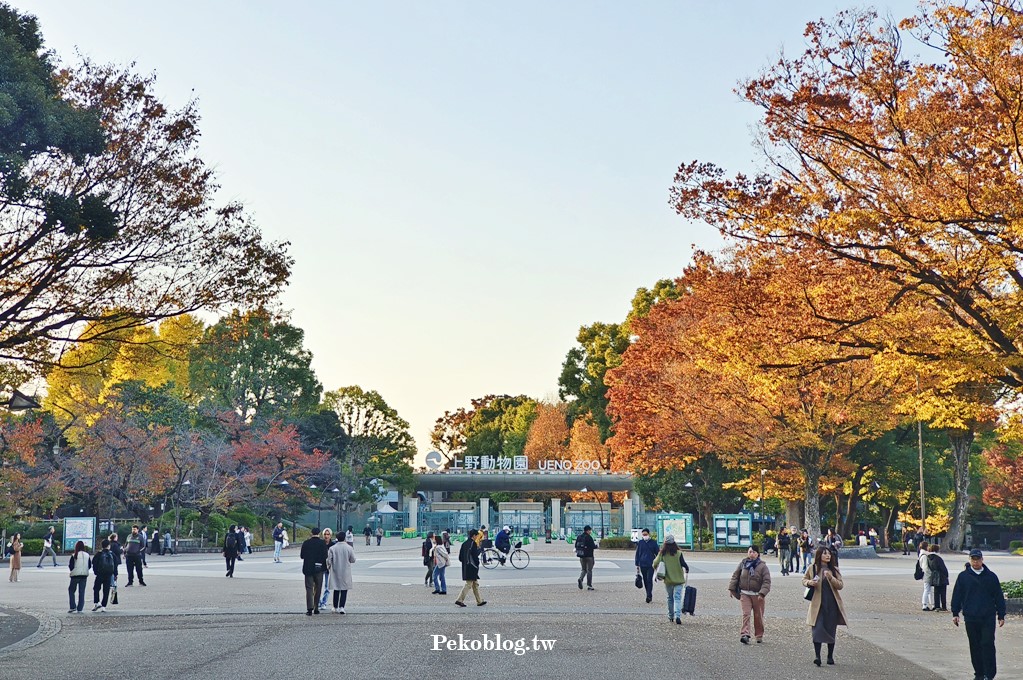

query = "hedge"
[[1003, 580, 1023, 599], [1009, 540, 1023, 551]]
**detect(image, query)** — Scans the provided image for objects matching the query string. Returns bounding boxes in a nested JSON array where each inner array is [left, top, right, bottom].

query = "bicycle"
[[482, 541, 530, 569]]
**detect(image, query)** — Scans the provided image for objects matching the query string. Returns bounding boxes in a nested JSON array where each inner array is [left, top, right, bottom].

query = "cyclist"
[[495, 526, 512, 565]]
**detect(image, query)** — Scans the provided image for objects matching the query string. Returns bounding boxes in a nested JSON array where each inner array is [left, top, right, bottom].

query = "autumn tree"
[[0, 48, 289, 368], [608, 248, 909, 540], [523, 402, 570, 463], [670, 1, 1023, 548]]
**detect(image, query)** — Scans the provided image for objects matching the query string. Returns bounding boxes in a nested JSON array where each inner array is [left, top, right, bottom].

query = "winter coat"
[[9, 539, 21, 570], [300, 536, 329, 577], [728, 558, 772, 597], [919, 552, 932, 582], [458, 538, 481, 581], [951, 564, 1006, 623], [326, 541, 356, 591], [927, 554, 949, 587], [802, 564, 848, 627], [432, 544, 450, 568], [635, 538, 659, 568]]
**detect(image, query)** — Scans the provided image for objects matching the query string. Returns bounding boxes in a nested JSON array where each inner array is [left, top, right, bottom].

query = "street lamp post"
[[175, 479, 191, 545], [760, 469, 767, 531], [580, 487, 605, 539], [685, 481, 701, 550]]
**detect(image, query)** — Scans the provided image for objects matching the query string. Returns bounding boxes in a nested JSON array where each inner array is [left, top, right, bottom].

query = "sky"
[[18, 1, 921, 462]]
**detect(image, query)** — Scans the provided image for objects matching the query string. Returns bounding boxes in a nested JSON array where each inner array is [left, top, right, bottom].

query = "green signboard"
[[655, 513, 693, 547], [713, 513, 753, 550]]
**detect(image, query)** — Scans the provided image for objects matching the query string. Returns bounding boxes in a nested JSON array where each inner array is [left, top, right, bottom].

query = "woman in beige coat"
[[325, 539, 356, 614], [803, 546, 848, 666], [8, 533, 22, 582]]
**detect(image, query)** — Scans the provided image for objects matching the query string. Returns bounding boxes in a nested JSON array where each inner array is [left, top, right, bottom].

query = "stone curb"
[[0, 608, 60, 657]]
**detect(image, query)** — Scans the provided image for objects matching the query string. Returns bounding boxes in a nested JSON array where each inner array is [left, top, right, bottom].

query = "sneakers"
[[675, 618, 682, 625], [756, 638, 763, 644], [577, 578, 583, 590], [92, 605, 101, 612], [67, 609, 76, 613], [337, 607, 345, 614], [645, 596, 652, 603], [741, 635, 750, 644], [125, 583, 134, 587], [140, 582, 147, 587], [99, 606, 106, 612], [587, 586, 595, 591], [36, 565, 43, 569]]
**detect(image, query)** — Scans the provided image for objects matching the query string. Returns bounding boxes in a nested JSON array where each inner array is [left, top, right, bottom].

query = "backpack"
[[913, 559, 924, 581], [94, 551, 115, 577], [226, 534, 237, 552], [575, 536, 586, 558]]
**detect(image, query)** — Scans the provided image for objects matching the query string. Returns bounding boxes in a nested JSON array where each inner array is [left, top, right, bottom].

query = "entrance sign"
[[656, 513, 693, 547], [63, 517, 97, 551], [443, 454, 602, 472]]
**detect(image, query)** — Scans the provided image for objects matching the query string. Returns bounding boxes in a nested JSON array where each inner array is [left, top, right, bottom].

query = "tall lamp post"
[[684, 480, 702, 550], [759, 468, 767, 531], [580, 487, 605, 539]]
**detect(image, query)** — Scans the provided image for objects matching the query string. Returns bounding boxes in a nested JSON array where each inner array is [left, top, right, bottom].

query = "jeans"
[[320, 573, 330, 608], [639, 565, 655, 599], [68, 575, 87, 611], [779, 548, 790, 574], [433, 565, 447, 593], [274, 540, 282, 561], [965, 619, 997, 680], [578, 557, 594, 587], [665, 582, 683, 620], [304, 572, 324, 612], [37, 546, 58, 567]]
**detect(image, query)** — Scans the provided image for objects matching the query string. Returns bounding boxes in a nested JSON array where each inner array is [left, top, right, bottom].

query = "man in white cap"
[[951, 549, 1006, 680]]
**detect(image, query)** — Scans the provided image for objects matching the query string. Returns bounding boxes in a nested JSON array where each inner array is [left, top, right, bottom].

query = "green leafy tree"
[[322, 386, 416, 501], [189, 310, 322, 424]]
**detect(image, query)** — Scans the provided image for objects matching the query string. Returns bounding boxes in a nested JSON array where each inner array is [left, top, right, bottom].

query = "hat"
[[502, 526, 510, 532], [664, 534, 676, 543], [969, 549, 983, 559]]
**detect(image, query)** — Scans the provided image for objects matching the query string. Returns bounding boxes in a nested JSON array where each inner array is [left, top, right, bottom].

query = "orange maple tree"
[[607, 247, 908, 540]]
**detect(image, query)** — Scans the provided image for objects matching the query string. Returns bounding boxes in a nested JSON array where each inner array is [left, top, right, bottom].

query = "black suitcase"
[[681, 585, 696, 615]]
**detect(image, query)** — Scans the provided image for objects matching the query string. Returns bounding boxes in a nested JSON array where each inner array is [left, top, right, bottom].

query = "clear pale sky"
[[19, 2, 919, 461]]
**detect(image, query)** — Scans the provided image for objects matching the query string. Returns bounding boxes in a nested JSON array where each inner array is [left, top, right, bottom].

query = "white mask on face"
[[642, 536, 650, 541]]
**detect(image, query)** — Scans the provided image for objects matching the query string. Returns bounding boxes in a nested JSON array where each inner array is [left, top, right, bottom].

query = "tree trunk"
[[803, 467, 822, 543], [785, 499, 802, 530], [945, 427, 974, 551], [841, 468, 864, 538]]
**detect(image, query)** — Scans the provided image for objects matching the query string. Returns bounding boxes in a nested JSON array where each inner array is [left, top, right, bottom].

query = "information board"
[[63, 517, 97, 552], [655, 513, 693, 547], [713, 514, 753, 550]]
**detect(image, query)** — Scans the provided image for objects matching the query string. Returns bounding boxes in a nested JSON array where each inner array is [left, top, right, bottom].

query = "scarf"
[[743, 557, 761, 576]]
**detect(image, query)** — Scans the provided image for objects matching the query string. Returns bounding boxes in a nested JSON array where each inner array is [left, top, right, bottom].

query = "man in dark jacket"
[[300, 528, 329, 615], [951, 549, 1006, 680], [123, 525, 146, 586], [634, 528, 659, 603], [455, 529, 485, 607], [223, 525, 239, 577], [575, 525, 597, 591]]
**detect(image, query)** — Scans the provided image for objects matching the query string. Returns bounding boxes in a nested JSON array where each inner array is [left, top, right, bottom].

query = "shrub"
[[598, 536, 637, 549], [19, 539, 44, 556], [1002, 580, 1023, 599], [1009, 540, 1023, 551]]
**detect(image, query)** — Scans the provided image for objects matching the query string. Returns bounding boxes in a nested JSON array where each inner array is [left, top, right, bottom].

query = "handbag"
[[634, 573, 643, 589], [804, 565, 816, 601]]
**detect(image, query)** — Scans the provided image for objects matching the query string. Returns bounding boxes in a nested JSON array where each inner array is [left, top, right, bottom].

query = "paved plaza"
[[0, 539, 1020, 679]]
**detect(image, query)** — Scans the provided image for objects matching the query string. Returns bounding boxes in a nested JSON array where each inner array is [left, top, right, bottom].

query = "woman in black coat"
[[927, 544, 950, 611], [454, 529, 484, 607]]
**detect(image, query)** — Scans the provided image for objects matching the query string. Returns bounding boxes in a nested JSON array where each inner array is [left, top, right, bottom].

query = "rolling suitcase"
[[681, 584, 696, 615]]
